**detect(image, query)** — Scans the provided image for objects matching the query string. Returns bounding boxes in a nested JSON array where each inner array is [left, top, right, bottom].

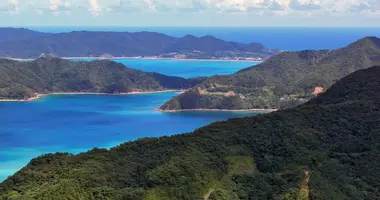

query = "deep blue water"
[[26, 27, 380, 50], [0, 59, 259, 181]]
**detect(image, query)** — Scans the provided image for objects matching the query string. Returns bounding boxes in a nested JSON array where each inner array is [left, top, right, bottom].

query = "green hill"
[[161, 37, 380, 111], [1, 66, 380, 199], [0, 57, 205, 100]]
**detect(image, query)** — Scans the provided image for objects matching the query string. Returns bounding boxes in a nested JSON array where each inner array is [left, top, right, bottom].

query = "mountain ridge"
[[0, 28, 279, 59]]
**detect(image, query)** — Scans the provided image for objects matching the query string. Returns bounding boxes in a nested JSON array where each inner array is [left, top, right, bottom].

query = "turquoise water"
[[0, 60, 260, 181], [73, 58, 258, 78]]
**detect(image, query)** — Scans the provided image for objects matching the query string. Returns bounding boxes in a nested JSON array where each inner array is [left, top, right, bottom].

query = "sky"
[[0, 0, 379, 27]]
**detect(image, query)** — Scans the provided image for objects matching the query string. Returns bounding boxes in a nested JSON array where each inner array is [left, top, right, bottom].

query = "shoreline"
[[7, 57, 263, 63], [0, 94, 46, 102], [1, 93, 277, 113], [0, 90, 182, 102], [155, 108, 278, 113]]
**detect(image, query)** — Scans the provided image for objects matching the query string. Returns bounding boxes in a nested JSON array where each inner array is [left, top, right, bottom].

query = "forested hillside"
[[1, 66, 379, 200], [161, 37, 380, 110], [0, 57, 205, 100]]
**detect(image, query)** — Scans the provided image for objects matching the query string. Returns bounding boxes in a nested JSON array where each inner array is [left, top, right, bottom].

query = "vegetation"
[[1, 66, 380, 199], [0, 57, 205, 100], [161, 36, 380, 110], [0, 28, 279, 59]]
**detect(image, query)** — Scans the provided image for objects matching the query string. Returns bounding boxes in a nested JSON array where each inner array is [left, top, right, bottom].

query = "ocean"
[[0, 59, 258, 181], [27, 27, 380, 51]]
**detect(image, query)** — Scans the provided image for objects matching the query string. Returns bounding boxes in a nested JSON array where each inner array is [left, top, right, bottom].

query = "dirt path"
[[204, 189, 215, 200], [297, 170, 311, 200], [304, 170, 310, 200]]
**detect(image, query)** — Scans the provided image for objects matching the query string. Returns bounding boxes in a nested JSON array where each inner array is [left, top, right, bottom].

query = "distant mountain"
[[161, 37, 380, 111], [1, 65, 380, 199], [0, 28, 50, 43], [0, 31, 177, 58], [0, 28, 279, 59], [164, 35, 265, 53], [0, 57, 205, 100]]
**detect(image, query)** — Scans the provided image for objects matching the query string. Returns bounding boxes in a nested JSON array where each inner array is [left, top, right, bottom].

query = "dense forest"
[[0, 28, 279, 59], [161, 36, 380, 111], [1, 66, 379, 200], [0, 57, 205, 100]]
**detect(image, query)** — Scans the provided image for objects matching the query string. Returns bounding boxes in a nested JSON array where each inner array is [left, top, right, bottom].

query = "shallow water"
[[72, 58, 258, 78]]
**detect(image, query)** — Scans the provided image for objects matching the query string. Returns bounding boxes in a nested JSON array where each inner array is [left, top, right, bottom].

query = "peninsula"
[[161, 36, 380, 111], [0, 57, 206, 101]]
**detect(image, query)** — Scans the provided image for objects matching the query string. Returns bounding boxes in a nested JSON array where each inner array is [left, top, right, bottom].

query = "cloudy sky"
[[0, 0, 379, 27]]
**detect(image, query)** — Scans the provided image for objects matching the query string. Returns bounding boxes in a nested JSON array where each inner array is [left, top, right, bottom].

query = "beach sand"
[[0, 94, 45, 102], [0, 90, 181, 102]]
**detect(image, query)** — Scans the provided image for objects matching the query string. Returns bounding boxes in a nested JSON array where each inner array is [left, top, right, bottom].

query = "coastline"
[[155, 108, 277, 113], [7, 56, 263, 63], [0, 94, 46, 102], [1, 92, 277, 113], [0, 90, 181, 102]]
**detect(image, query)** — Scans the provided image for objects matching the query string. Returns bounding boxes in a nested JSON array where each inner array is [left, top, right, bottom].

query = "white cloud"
[[88, 0, 100, 15], [107, 0, 142, 13], [2, 0, 379, 19], [145, 0, 154, 9], [49, 0, 60, 11], [35, 8, 44, 15], [202, 0, 285, 12], [198, 0, 379, 15], [47, 0, 73, 16], [64, 2, 71, 8], [8, 0, 20, 15]]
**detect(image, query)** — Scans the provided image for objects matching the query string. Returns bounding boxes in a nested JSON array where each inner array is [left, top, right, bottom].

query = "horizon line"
[[1, 26, 380, 29]]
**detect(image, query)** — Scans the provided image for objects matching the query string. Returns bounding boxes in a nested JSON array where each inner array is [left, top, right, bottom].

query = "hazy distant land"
[[0, 28, 280, 60]]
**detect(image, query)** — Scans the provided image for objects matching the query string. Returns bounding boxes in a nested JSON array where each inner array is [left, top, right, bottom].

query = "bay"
[[0, 59, 260, 181]]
